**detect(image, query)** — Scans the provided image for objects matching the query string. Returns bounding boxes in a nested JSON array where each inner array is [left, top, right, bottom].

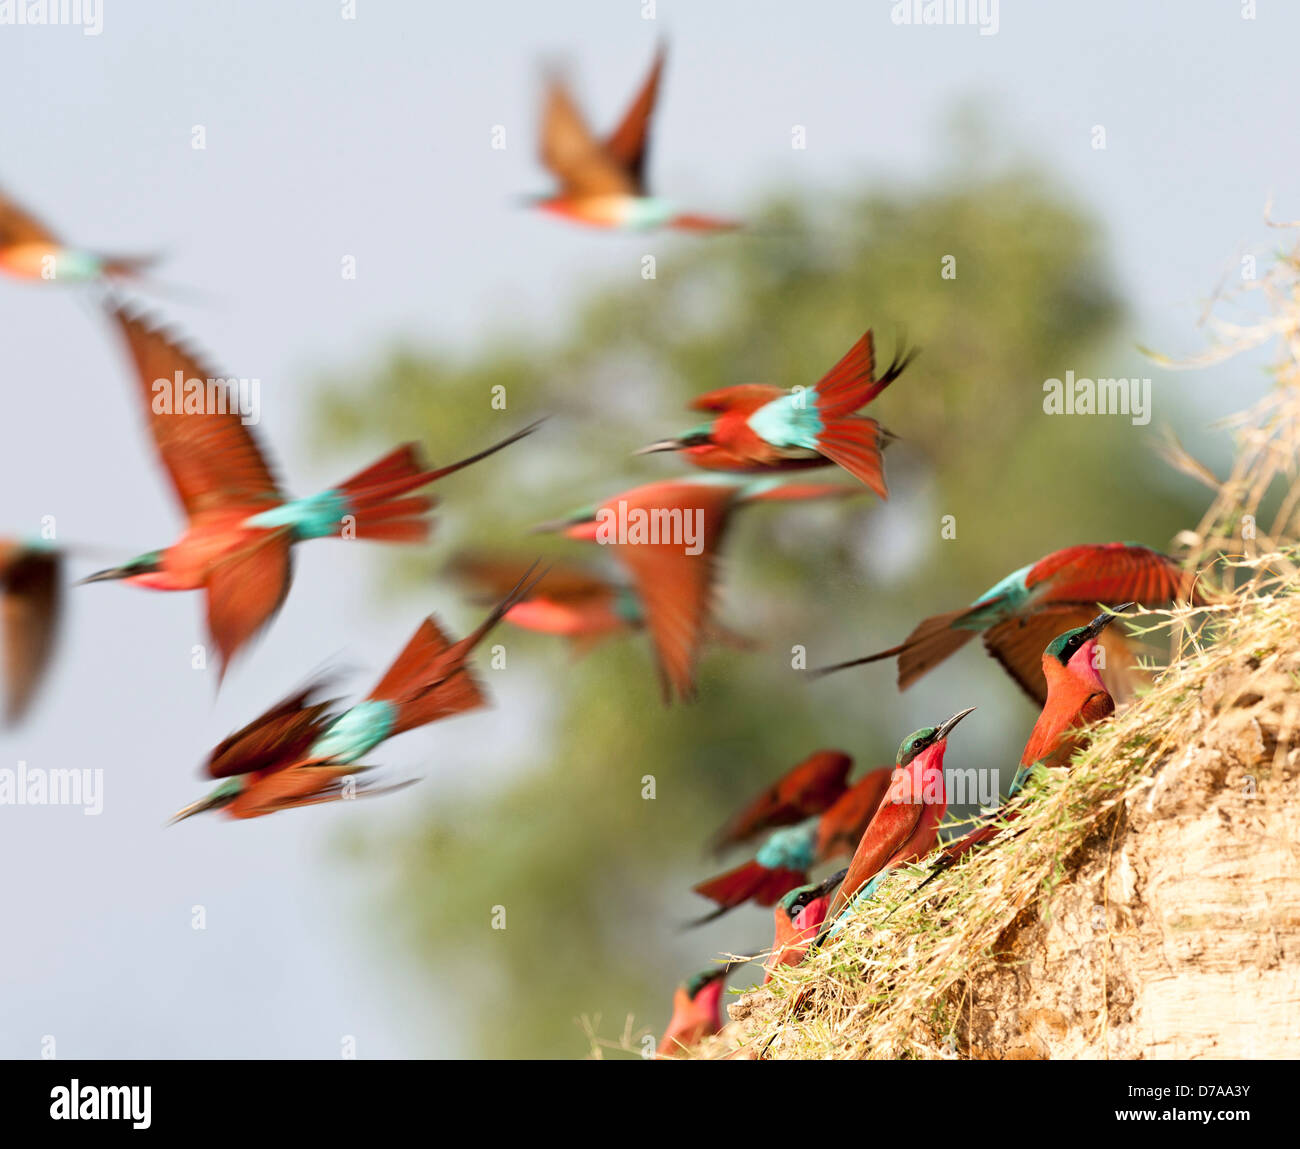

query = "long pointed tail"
[[809, 334, 917, 496], [369, 562, 547, 734], [669, 213, 742, 233], [687, 860, 808, 927], [335, 421, 544, 542], [809, 608, 974, 686]]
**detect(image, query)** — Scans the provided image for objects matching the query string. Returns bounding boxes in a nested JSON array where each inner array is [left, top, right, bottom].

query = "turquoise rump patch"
[[748, 392, 824, 450], [50, 249, 105, 282], [957, 561, 1034, 630], [246, 489, 351, 540], [755, 818, 818, 871], [308, 699, 397, 764]]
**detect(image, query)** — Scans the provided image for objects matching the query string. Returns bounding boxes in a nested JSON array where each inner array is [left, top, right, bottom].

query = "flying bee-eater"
[[535, 475, 857, 702], [709, 749, 853, 855], [764, 867, 847, 983], [529, 44, 739, 234], [0, 540, 61, 724], [0, 184, 155, 283], [638, 332, 916, 498], [817, 707, 976, 941], [926, 605, 1132, 877], [170, 567, 542, 821], [79, 306, 539, 676], [690, 767, 893, 922], [814, 542, 1208, 705]]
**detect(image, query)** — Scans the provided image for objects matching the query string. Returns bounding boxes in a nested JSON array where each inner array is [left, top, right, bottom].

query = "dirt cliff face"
[[959, 647, 1300, 1059]]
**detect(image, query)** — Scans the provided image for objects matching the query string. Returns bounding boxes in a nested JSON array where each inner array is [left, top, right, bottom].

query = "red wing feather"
[[205, 532, 294, 676], [1026, 544, 1204, 606], [539, 75, 634, 198], [603, 44, 665, 193], [206, 677, 337, 779], [712, 749, 853, 851], [0, 547, 61, 724], [688, 384, 785, 415], [0, 187, 58, 247], [109, 307, 283, 522], [827, 795, 923, 920], [605, 482, 737, 703]]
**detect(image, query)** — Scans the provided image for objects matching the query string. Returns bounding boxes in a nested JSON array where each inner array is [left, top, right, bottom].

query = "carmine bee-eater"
[[449, 551, 755, 660], [529, 44, 739, 233], [764, 867, 848, 982], [658, 960, 746, 1057], [79, 306, 539, 676], [691, 766, 893, 922], [926, 605, 1131, 876], [0, 540, 61, 724], [169, 568, 542, 821], [814, 542, 1207, 705], [638, 332, 916, 498], [535, 476, 857, 701], [0, 184, 155, 282], [816, 707, 976, 942], [709, 749, 853, 855]]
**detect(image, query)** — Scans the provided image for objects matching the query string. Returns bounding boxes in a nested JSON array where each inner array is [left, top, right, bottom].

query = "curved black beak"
[[1085, 602, 1135, 640], [810, 866, 850, 900], [935, 706, 977, 742], [76, 565, 129, 586]]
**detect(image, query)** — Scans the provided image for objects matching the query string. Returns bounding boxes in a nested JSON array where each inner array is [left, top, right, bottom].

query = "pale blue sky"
[[0, 1, 1296, 1057]]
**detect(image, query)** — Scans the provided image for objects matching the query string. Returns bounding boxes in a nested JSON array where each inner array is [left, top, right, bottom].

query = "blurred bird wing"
[[206, 676, 337, 779], [688, 384, 785, 414], [982, 605, 1149, 706], [0, 187, 58, 247], [109, 306, 284, 523], [540, 76, 635, 197], [713, 750, 853, 851], [205, 531, 294, 677], [815, 768, 894, 861], [450, 552, 613, 605], [611, 483, 737, 702], [0, 548, 61, 723], [603, 44, 665, 193]]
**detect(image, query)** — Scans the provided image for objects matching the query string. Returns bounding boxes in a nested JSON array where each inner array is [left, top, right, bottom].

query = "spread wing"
[[205, 533, 294, 676], [983, 606, 1147, 706], [1027, 543, 1205, 605], [109, 306, 283, 522], [206, 677, 337, 779], [711, 749, 852, 851], [0, 186, 58, 247], [0, 547, 61, 723], [607, 482, 737, 703], [449, 552, 615, 606], [603, 45, 665, 194], [539, 74, 637, 197]]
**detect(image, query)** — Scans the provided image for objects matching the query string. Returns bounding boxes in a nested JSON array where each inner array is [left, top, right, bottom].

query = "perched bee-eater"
[[0, 184, 154, 282], [0, 540, 61, 724], [638, 332, 915, 497], [170, 569, 540, 821], [764, 868, 847, 982], [928, 605, 1131, 875], [79, 306, 538, 676], [658, 963, 738, 1057], [691, 767, 893, 922], [535, 476, 856, 701], [815, 542, 1206, 704], [529, 44, 738, 233], [817, 707, 976, 941]]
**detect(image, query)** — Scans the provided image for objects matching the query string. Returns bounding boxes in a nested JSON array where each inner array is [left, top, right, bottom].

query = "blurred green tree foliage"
[[313, 170, 1202, 1057]]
